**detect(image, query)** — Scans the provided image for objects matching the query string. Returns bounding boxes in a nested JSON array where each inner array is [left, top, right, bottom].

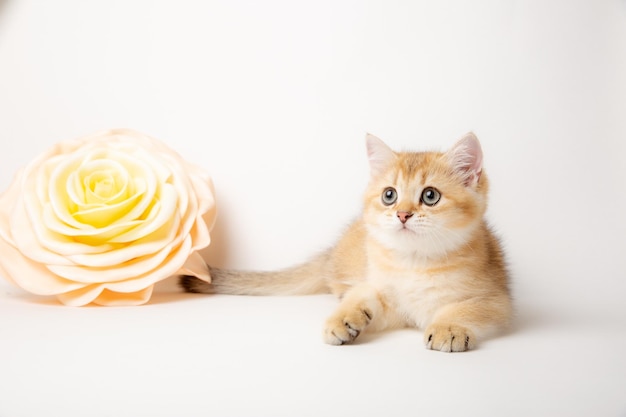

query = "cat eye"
[[421, 187, 441, 206], [381, 187, 398, 206]]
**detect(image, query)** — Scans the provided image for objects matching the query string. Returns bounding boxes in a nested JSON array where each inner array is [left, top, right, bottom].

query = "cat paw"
[[424, 323, 476, 352], [323, 308, 373, 345]]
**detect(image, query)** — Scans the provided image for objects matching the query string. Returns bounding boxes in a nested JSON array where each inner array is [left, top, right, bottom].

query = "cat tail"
[[179, 250, 332, 296]]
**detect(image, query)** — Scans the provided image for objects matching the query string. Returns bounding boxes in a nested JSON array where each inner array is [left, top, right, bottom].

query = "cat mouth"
[[397, 223, 426, 236], [398, 225, 416, 234]]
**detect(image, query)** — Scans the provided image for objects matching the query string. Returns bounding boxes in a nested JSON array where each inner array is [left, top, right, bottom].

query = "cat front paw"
[[424, 323, 476, 352], [323, 308, 373, 345]]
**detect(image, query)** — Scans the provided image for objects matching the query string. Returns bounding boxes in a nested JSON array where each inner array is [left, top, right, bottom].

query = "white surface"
[[1, 1, 625, 416]]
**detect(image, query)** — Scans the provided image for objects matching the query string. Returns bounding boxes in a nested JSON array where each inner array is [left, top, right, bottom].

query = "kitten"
[[181, 133, 512, 352]]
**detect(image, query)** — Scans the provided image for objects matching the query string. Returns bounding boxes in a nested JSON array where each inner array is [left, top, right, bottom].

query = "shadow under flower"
[[148, 276, 199, 305]]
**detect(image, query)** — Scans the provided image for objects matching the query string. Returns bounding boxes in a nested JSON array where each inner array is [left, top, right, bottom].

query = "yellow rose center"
[[44, 146, 175, 246], [67, 158, 149, 229], [86, 172, 118, 203], [93, 178, 113, 197]]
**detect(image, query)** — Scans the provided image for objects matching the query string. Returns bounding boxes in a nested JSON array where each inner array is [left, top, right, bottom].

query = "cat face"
[[363, 133, 489, 259]]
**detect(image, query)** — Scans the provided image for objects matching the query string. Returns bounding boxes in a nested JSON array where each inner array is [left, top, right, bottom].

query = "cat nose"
[[397, 211, 414, 224]]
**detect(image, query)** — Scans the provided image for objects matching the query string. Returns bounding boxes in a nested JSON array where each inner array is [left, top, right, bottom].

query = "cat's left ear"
[[446, 132, 483, 187], [366, 133, 397, 176]]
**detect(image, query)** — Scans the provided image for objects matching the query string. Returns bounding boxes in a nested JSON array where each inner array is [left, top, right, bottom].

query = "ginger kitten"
[[182, 133, 512, 352]]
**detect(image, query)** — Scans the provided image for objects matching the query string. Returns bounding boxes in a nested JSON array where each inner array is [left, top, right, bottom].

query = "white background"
[[0, 1, 625, 416]]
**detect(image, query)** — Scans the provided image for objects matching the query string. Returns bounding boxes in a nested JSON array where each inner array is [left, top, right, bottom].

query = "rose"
[[0, 129, 216, 306]]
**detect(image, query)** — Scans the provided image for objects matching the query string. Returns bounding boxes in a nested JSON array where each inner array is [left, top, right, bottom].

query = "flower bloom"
[[0, 129, 215, 306]]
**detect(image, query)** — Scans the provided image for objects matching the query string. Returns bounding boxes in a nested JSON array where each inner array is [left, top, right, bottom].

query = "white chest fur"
[[367, 261, 470, 330]]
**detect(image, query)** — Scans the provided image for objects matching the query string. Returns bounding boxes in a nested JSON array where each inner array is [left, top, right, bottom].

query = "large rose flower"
[[0, 129, 215, 306]]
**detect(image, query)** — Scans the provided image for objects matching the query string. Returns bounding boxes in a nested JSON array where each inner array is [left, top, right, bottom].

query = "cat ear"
[[366, 133, 397, 176], [446, 132, 483, 187]]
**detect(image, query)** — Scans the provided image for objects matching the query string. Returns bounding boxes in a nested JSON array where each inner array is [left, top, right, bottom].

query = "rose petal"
[[68, 158, 130, 206], [13, 179, 175, 271], [92, 286, 153, 306], [42, 202, 144, 242], [188, 216, 211, 252], [46, 150, 158, 231], [47, 233, 192, 283], [99, 237, 194, 292], [11, 193, 78, 266], [57, 285, 154, 307], [179, 251, 211, 282], [108, 184, 178, 243], [0, 129, 217, 306], [0, 232, 83, 295], [56, 284, 104, 306], [65, 215, 179, 267]]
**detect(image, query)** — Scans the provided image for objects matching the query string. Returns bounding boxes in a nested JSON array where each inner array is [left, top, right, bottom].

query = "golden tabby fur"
[[181, 133, 512, 352]]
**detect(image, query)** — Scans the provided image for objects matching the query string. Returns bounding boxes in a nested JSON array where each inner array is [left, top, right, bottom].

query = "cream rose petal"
[[41, 186, 181, 267], [179, 250, 211, 282], [0, 129, 216, 306], [56, 236, 200, 306], [93, 287, 154, 307], [107, 184, 178, 243], [64, 215, 180, 268], [0, 191, 84, 294], [56, 284, 154, 307], [190, 177, 216, 248], [48, 151, 157, 232], [101, 236, 196, 292], [11, 189, 76, 266], [13, 153, 191, 270], [47, 237, 178, 283], [0, 237, 83, 295]]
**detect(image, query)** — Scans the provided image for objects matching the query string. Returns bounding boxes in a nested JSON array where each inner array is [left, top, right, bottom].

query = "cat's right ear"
[[366, 134, 396, 176]]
